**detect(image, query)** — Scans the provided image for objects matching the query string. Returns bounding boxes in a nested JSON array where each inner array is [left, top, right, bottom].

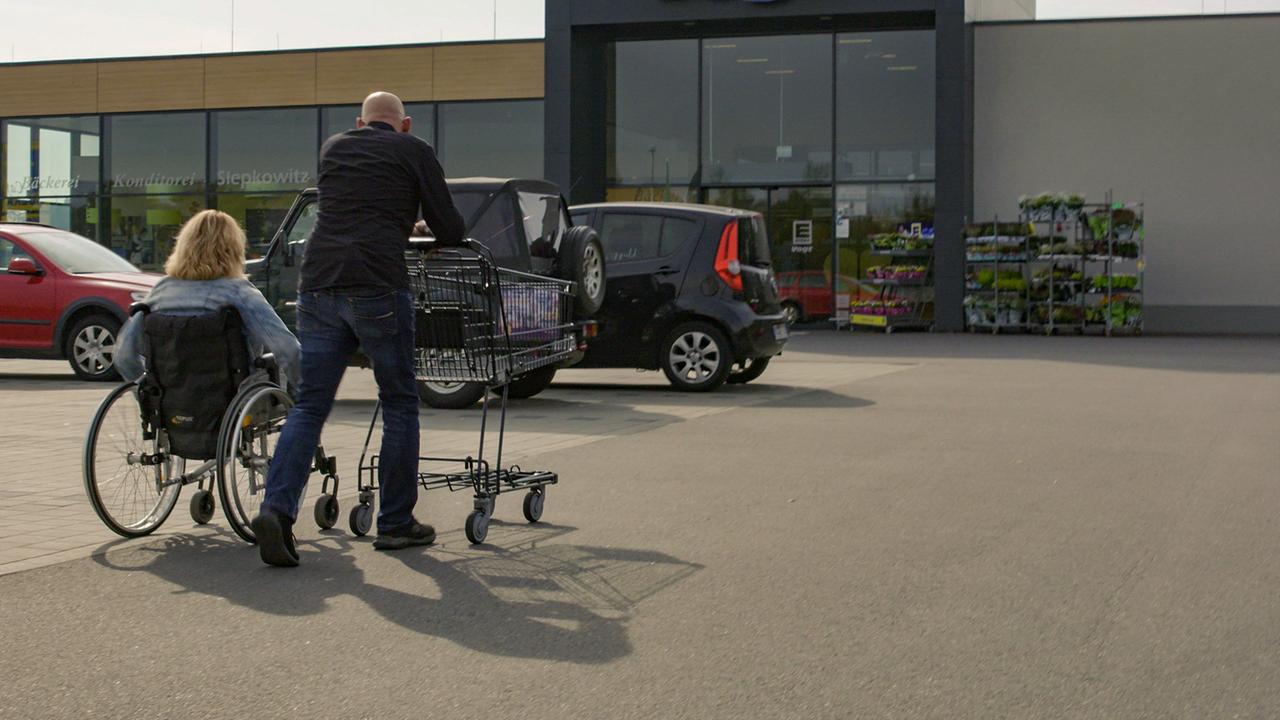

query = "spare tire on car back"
[[556, 225, 606, 317]]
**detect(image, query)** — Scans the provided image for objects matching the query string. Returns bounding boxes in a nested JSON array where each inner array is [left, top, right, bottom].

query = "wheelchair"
[[83, 304, 340, 543]]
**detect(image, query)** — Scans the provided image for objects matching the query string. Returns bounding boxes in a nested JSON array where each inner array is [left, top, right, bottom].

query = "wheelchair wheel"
[[217, 384, 293, 544], [83, 382, 184, 538]]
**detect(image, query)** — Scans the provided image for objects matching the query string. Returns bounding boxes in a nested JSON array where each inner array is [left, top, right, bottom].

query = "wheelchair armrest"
[[254, 353, 281, 384], [129, 302, 151, 317]]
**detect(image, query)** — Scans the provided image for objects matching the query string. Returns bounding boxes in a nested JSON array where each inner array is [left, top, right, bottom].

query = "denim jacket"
[[115, 277, 301, 390]]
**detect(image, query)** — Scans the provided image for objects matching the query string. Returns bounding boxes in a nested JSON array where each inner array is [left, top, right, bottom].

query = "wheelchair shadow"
[[92, 525, 702, 665]]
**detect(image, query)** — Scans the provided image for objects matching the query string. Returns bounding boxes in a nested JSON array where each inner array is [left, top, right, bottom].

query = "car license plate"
[[772, 323, 788, 341]]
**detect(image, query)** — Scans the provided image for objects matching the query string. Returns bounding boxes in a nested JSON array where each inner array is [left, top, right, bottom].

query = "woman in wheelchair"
[[85, 210, 339, 544], [115, 209, 299, 391]]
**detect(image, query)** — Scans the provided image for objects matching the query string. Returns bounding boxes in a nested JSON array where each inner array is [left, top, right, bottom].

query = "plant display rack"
[[850, 229, 934, 334], [963, 219, 1032, 333], [965, 192, 1144, 336]]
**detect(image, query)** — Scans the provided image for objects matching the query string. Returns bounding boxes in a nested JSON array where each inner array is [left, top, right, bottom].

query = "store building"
[[3, 1, 1277, 333], [0, 41, 545, 267]]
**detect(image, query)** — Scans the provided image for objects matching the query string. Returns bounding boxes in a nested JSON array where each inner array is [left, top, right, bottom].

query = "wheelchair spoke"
[[85, 384, 182, 536]]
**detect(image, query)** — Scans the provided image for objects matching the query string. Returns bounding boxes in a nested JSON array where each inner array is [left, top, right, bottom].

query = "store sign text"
[[6, 176, 82, 195]]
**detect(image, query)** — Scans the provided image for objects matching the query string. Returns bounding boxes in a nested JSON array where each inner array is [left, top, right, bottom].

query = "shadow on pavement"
[[0, 372, 94, 391], [91, 524, 702, 665], [791, 331, 1280, 375], [549, 382, 875, 410]]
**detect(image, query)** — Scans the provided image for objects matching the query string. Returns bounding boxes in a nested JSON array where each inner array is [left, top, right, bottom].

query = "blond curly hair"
[[164, 210, 246, 280]]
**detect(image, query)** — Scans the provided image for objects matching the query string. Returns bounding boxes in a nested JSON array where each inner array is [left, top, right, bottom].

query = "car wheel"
[[495, 365, 557, 399], [417, 380, 486, 409], [557, 225, 606, 317], [727, 356, 771, 385], [782, 302, 803, 327], [660, 321, 732, 392], [66, 314, 122, 381]]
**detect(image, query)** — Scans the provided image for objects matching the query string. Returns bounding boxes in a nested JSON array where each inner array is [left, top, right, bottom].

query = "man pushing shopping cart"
[[250, 91, 467, 567]]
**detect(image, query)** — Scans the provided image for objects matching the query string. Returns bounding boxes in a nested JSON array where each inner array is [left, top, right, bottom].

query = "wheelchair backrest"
[[142, 307, 251, 460]]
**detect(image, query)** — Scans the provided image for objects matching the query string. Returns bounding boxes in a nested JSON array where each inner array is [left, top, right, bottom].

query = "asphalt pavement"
[[0, 332, 1277, 719]]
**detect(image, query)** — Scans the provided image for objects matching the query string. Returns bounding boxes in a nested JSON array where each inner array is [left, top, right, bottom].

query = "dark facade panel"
[[546, 0, 972, 330]]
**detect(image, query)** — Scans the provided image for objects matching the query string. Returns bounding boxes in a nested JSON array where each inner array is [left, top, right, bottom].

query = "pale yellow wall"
[[0, 41, 543, 117]]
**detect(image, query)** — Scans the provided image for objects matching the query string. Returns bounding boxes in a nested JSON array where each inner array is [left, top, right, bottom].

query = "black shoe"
[[250, 511, 299, 567], [373, 520, 436, 551]]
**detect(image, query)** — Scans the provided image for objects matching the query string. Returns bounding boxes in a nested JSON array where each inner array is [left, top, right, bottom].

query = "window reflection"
[[2, 116, 100, 198], [216, 193, 298, 259], [702, 35, 832, 184], [107, 112, 206, 194], [605, 186, 692, 203], [3, 195, 100, 241], [835, 183, 936, 300], [214, 109, 317, 192], [439, 101, 543, 179], [836, 31, 936, 181], [321, 103, 434, 145], [107, 194, 205, 270], [608, 40, 699, 186]]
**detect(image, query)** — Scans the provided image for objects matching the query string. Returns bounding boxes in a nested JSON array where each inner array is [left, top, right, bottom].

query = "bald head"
[[357, 91, 411, 133]]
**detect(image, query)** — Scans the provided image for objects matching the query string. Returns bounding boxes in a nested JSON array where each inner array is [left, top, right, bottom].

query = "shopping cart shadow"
[[92, 524, 702, 664]]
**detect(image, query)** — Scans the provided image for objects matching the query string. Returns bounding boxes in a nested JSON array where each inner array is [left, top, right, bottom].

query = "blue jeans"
[[261, 289, 420, 533]]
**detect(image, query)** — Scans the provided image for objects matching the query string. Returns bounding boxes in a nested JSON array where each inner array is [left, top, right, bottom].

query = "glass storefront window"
[[321, 105, 360, 140], [702, 35, 832, 184], [608, 39, 699, 187], [835, 183, 936, 300], [704, 187, 768, 216], [3, 195, 100, 241], [438, 100, 543, 179], [767, 187, 834, 281], [2, 116, 100, 198], [107, 112, 206, 194], [107, 194, 205, 270], [605, 186, 693, 203], [214, 108, 317, 192], [215, 193, 298, 259], [836, 31, 936, 181], [321, 103, 435, 145]]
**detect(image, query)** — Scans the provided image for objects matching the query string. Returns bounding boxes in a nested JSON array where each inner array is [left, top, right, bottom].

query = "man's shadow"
[[93, 524, 701, 665]]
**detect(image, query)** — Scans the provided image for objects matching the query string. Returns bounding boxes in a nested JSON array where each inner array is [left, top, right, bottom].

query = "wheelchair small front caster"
[[522, 488, 545, 523], [464, 510, 489, 544], [189, 489, 215, 525], [349, 503, 373, 537], [313, 494, 339, 530]]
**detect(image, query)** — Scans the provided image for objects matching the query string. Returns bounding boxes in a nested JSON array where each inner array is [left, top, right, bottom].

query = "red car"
[[776, 270, 865, 325], [0, 223, 159, 380]]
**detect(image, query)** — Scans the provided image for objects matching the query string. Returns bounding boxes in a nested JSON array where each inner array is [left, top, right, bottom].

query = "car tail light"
[[714, 221, 743, 292]]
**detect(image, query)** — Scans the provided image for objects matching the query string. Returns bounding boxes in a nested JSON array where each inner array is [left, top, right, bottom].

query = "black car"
[[567, 202, 787, 391], [248, 178, 607, 407]]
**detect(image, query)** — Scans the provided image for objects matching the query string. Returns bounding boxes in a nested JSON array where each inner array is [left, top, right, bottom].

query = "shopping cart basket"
[[350, 243, 577, 543]]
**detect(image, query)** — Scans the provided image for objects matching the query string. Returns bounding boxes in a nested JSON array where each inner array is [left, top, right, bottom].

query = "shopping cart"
[[350, 242, 577, 543]]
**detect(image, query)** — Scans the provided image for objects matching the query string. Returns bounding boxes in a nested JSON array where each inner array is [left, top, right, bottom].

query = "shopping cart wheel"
[[464, 510, 489, 544], [313, 494, 339, 530], [522, 489, 545, 523], [189, 489, 215, 525], [349, 503, 373, 537]]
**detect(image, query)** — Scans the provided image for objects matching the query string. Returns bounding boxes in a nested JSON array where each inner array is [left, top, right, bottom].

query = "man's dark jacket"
[[300, 120, 466, 292]]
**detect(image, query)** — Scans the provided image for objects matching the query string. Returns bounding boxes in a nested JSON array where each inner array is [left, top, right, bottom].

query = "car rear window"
[[14, 229, 139, 274], [600, 213, 663, 263], [737, 215, 771, 267], [599, 212, 700, 264], [660, 217, 700, 257]]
